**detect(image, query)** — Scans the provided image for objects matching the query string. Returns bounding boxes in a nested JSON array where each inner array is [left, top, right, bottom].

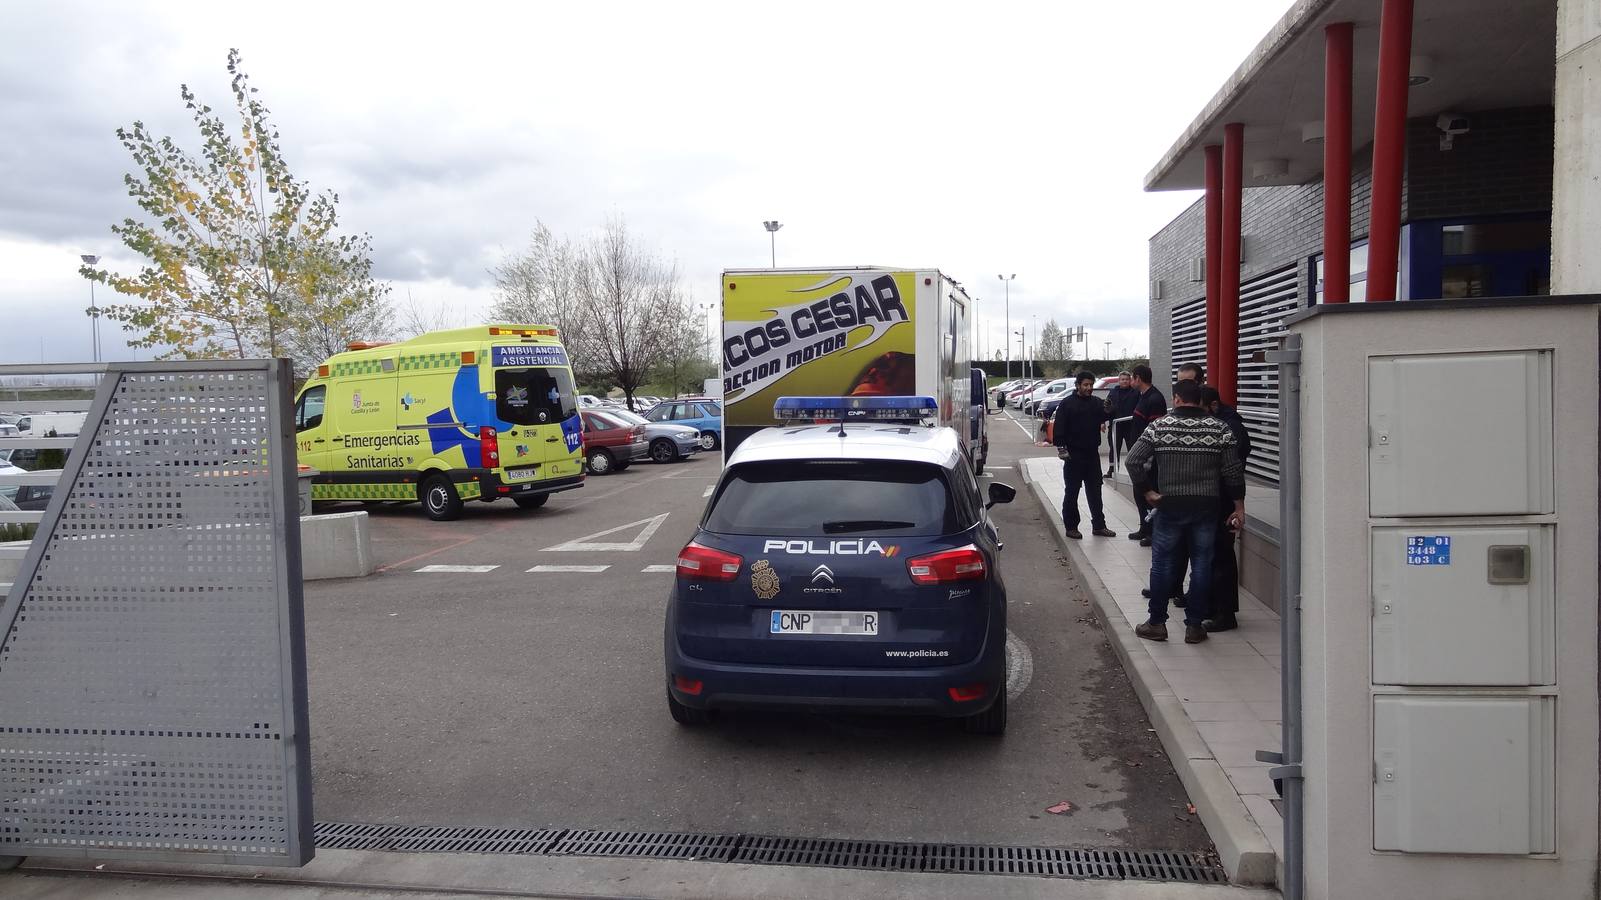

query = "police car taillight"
[[677, 541, 742, 581], [480, 426, 500, 466], [906, 545, 986, 585]]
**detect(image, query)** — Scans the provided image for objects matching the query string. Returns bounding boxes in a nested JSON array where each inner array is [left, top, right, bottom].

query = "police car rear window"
[[704, 460, 958, 537], [495, 368, 577, 426]]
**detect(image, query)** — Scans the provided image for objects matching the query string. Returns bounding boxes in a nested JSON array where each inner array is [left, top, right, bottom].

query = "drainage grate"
[[926, 844, 1120, 878], [548, 829, 740, 862], [1113, 848, 1228, 884], [313, 821, 1225, 884], [734, 835, 926, 872]]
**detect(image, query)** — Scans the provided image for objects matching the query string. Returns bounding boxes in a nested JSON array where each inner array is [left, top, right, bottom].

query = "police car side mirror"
[[986, 482, 1017, 509]]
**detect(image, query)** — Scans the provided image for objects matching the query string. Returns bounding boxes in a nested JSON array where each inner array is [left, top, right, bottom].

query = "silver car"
[[608, 409, 702, 463]]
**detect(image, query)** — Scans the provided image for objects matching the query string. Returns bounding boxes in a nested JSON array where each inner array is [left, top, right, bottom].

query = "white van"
[[15, 412, 87, 436]]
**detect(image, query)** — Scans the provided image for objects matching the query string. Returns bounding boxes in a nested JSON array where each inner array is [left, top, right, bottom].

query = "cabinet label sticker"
[[1406, 535, 1451, 565]]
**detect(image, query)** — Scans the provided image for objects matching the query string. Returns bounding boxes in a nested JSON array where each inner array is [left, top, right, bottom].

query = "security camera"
[[1437, 113, 1470, 149]]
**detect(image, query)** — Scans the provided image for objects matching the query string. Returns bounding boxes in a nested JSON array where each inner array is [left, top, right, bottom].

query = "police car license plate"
[[503, 466, 539, 482], [770, 610, 879, 636]]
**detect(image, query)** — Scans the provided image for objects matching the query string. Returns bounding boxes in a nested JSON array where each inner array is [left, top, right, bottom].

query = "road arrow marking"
[[541, 513, 670, 552]]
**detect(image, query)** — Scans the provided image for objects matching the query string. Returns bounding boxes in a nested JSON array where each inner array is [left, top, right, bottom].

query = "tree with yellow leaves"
[[80, 49, 389, 371]]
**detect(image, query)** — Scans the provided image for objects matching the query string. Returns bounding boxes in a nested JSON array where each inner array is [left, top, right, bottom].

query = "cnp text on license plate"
[[770, 610, 879, 636]]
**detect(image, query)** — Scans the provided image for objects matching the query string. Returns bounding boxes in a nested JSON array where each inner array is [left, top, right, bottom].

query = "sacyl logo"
[[811, 564, 834, 584]]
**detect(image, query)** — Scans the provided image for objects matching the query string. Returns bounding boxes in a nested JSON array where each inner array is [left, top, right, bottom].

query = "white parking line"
[[415, 564, 500, 574], [541, 513, 669, 552], [1003, 411, 1037, 440], [528, 565, 611, 573], [642, 564, 676, 573]]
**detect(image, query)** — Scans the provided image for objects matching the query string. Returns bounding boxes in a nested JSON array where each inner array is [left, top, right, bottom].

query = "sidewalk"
[[1021, 454, 1283, 887]]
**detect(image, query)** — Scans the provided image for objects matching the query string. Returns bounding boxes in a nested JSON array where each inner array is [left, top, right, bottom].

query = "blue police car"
[[663, 396, 1017, 735]]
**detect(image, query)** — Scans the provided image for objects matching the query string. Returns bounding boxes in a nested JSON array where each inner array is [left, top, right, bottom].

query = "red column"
[[1218, 122, 1244, 405], [1368, 0, 1414, 302], [1204, 145, 1222, 376], [1323, 22, 1354, 303]]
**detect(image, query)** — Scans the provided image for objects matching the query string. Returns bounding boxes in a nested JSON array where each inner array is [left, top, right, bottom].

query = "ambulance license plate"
[[503, 466, 540, 482], [770, 610, 879, 636]]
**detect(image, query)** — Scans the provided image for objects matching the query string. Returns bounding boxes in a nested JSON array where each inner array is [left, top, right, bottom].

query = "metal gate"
[[0, 360, 312, 866]]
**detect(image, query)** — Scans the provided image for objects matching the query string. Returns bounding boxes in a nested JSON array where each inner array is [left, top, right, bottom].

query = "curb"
[[1022, 460, 1278, 887]]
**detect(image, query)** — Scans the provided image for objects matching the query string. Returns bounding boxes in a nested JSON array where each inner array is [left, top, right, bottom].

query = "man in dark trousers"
[[1053, 370, 1117, 540], [1125, 365, 1167, 546], [1103, 370, 1138, 477], [1145, 361, 1205, 603], [1124, 379, 1246, 644], [1200, 384, 1252, 631]]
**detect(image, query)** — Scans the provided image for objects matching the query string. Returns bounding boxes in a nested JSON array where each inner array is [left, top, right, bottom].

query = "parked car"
[[643, 398, 723, 451], [14, 412, 86, 436], [1002, 381, 1040, 409], [1092, 376, 1119, 403], [1023, 378, 1070, 416], [577, 395, 607, 410], [607, 409, 703, 463], [968, 367, 989, 476], [0, 493, 34, 542], [7, 474, 56, 510], [580, 409, 649, 474]]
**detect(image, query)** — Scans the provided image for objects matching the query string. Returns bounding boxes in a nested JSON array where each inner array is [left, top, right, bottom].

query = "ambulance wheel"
[[699, 431, 719, 451], [586, 448, 615, 475], [513, 494, 549, 510], [420, 475, 463, 521], [650, 438, 678, 463]]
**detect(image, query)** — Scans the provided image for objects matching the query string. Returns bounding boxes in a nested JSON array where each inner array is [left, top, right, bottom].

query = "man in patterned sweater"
[[1122, 379, 1246, 644]]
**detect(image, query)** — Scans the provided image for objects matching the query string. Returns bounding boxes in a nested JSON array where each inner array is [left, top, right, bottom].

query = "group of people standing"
[[1051, 363, 1252, 645]]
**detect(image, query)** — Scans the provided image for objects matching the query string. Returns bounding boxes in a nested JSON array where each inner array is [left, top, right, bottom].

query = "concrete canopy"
[[1144, 0, 1557, 191]]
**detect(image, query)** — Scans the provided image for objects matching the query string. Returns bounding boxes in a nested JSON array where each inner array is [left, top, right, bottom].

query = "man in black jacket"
[[1201, 385, 1251, 631], [1103, 370, 1138, 477], [1053, 371, 1117, 540], [1126, 365, 1167, 545]]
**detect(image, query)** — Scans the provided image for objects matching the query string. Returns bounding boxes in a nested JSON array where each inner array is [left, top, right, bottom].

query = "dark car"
[[580, 409, 649, 475], [663, 396, 1018, 735], [968, 367, 989, 476]]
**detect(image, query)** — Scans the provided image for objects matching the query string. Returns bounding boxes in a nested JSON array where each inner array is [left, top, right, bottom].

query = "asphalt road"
[[303, 412, 1210, 853]]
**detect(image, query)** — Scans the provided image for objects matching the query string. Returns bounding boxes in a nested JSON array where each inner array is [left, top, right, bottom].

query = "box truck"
[[719, 267, 973, 461]]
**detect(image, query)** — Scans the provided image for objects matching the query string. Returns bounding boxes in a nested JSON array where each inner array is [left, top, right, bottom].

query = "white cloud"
[[0, 0, 1293, 365]]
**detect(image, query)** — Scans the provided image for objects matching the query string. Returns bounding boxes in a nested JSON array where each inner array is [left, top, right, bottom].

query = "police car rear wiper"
[[822, 519, 916, 534]]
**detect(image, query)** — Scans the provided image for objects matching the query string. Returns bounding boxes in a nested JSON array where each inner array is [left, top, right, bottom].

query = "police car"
[[663, 396, 1017, 735]]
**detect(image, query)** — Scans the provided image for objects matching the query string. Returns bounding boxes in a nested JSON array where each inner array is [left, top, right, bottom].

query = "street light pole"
[[762, 220, 783, 268], [80, 254, 101, 362], [997, 274, 1015, 379], [1104, 341, 1112, 360]]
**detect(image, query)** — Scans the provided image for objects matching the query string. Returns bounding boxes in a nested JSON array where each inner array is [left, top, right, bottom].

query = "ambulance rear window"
[[495, 367, 577, 426]]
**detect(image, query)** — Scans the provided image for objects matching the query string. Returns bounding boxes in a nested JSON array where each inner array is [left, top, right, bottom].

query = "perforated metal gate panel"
[[0, 360, 311, 865]]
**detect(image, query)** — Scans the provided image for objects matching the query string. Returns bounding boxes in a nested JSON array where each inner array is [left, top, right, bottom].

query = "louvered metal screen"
[[1235, 266, 1300, 483], [0, 360, 311, 866], [1169, 296, 1207, 385]]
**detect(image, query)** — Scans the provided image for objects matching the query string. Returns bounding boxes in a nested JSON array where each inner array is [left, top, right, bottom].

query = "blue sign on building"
[[1406, 535, 1452, 566]]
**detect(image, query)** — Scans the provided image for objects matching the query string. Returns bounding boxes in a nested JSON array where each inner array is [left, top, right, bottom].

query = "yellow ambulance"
[[292, 325, 585, 520]]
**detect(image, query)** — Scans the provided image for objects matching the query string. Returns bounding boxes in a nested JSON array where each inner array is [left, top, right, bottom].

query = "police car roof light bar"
[[773, 395, 938, 434]]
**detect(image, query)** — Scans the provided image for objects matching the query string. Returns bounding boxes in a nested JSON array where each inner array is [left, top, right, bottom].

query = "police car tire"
[[650, 438, 678, 463], [960, 690, 1006, 735], [587, 449, 615, 475], [667, 690, 712, 726], [420, 475, 463, 521], [698, 431, 719, 451], [513, 494, 549, 510]]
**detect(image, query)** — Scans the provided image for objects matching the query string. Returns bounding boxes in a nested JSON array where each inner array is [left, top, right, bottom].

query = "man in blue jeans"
[[1122, 379, 1246, 644]]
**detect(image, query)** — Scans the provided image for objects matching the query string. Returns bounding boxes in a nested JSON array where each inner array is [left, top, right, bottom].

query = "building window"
[[1314, 242, 1370, 303]]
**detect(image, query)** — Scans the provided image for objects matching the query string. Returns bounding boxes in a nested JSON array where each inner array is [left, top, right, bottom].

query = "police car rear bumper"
[[664, 626, 1006, 718]]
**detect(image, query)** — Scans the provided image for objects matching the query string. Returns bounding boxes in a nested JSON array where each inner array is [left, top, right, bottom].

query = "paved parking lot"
[[303, 411, 1210, 852]]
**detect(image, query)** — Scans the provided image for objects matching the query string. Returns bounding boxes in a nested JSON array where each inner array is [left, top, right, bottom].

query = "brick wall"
[[1406, 106, 1554, 220]]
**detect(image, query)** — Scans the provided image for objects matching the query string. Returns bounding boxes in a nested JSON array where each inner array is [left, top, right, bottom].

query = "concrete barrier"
[[299, 510, 374, 580]]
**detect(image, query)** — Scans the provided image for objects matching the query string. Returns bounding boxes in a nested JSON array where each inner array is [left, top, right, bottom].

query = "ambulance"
[[293, 325, 585, 521]]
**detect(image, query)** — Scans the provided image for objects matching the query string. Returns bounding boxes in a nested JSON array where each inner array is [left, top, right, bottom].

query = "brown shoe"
[[1135, 621, 1168, 642], [1184, 625, 1209, 644], [1092, 527, 1117, 537], [1065, 528, 1083, 539]]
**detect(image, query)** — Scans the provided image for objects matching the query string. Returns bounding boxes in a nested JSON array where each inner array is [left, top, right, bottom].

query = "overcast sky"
[[1, 0, 1293, 368]]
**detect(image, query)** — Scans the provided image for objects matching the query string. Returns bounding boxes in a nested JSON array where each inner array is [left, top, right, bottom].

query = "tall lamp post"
[[1014, 327, 1026, 379], [762, 220, 782, 267], [997, 274, 1015, 379], [80, 254, 101, 362]]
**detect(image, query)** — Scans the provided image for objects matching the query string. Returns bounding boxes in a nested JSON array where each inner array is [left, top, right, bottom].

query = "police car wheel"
[[586, 448, 614, 475], [667, 689, 712, 726], [698, 431, 718, 451], [420, 475, 463, 521], [513, 493, 549, 510], [959, 690, 1006, 736], [650, 439, 677, 463]]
